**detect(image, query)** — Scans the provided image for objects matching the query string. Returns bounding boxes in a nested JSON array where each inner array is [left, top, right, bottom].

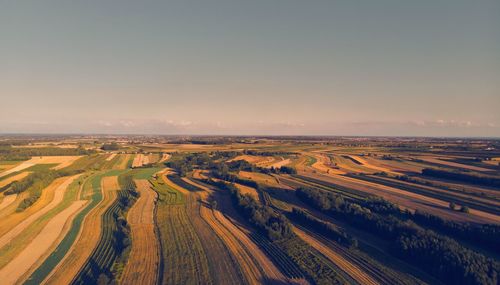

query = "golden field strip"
[[0, 136, 498, 285], [121, 179, 160, 285]]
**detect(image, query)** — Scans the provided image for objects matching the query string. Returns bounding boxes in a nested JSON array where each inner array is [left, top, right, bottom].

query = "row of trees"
[[207, 179, 348, 284], [3, 168, 83, 211], [221, 180, 293, 241], [290, 208, 357, 248], [295, 187, 499, 285], [422, 168, 500, 188]]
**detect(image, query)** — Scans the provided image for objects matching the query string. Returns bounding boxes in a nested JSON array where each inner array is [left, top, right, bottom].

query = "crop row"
[[71, 171, 134, 284], [249, 232, 304, 279]]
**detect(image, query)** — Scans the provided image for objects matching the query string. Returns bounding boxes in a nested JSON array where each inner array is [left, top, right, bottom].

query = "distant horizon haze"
[[1, 1, 499, 137]]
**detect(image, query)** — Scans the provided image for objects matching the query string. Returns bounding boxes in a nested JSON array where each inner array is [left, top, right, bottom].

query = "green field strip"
[[24, 169, 128, 285], [0, 173, 86, 269]]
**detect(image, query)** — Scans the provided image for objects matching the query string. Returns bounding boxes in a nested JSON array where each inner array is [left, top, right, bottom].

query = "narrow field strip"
[[121, 179, 160, 285], [0, 156, 81, 178], [105, 153, 117, 161], [168, 177, 247, 284], [42, 174, 119, 285], [0, 171, 31, 188], [213, 210, 291, 284], [0, 194, 17, 212], [201, 206, 261, 285], [294, 227, 378, 285], [131, 154, 144, 168], [0, 175, 80, 249], [0, 199, 86, 284]]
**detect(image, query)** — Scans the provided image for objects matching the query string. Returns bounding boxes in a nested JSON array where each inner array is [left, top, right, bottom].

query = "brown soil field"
[[294, 226, 379, 285], [121, 179, 160, 285], [0, 175, 80, 247], [0, 171, 31, 188], [44, 176, 119, 285], [0, 200, 86, 284]]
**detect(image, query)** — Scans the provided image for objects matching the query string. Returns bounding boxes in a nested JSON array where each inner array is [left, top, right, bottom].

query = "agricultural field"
[[0, 135, 498, 285]]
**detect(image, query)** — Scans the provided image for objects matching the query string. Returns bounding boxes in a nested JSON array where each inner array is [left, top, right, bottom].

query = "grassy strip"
[[24, 170, 123, 285], [0, 173, 86, 269], [71, 169, 134, 284]]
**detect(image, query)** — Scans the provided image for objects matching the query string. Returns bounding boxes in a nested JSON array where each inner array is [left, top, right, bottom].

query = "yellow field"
[[121, 179, 160, 285]]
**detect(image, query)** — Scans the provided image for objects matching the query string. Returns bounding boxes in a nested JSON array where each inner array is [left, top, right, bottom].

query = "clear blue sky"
[[1, 0, 499, 136]]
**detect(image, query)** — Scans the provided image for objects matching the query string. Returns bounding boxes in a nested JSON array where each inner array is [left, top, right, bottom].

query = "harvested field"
[[0, 200, 86, 284], [159, 153, 171, 163], [0, 175, 80, 248], [167, 177, 246, 285], [229, 155, 276, 167], [0, 194, 17, 212], [43, 175, 119, 285], [212, 209, 296, 284], [309, 153, 345, 175], [418, 156, 492, 172], [105, 153, 117, 161], [239, 171, 286, 188], [131, 154, 144, 168], [293, 226, 378, 285], [267, 158, 291, 169], [307, 172, 500, 224], [346, 155, 399, 175], [121, 179, 160, 285], [113, 154, 131, 170], [200, 206, 260, 284], [0, 156, 81, 178], [0, 171, 31, 188], [157, 205, 211, 284], [234, 183, 260, 201], [153, 173, 211, 284]]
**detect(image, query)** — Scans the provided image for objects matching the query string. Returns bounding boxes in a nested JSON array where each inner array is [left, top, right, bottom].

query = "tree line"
[[296, 187, 499, 285]]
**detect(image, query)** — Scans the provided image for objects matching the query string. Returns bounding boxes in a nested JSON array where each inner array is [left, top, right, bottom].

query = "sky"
[[1, 0, 499, 137]]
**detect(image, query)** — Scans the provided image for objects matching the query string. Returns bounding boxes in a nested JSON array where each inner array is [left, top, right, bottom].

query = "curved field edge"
[[24, 169, 127, 285]]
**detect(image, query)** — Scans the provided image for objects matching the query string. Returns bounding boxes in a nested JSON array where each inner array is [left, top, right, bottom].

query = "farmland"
[[0, 135, 498, 285]]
